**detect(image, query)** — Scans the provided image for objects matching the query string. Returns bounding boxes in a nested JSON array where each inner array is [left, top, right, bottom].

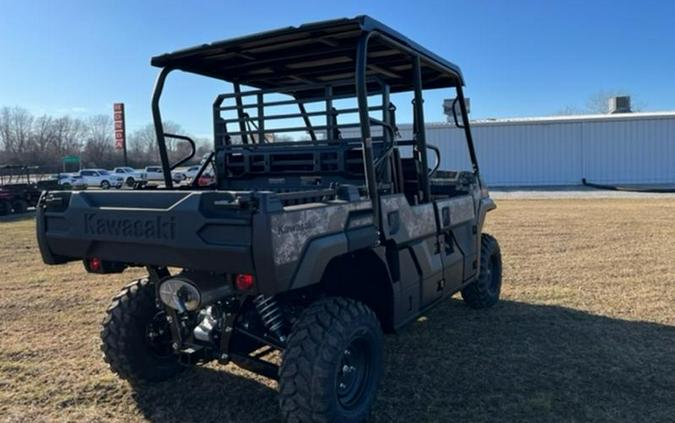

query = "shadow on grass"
[[131, 366, 280, 423], [130, 299, 675, 423], [0, 210, 35, 223]]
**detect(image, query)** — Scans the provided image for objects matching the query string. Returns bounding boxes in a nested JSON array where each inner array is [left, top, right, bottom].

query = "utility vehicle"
[[36, 16, 501, 422], [0, 164, 48, 214]]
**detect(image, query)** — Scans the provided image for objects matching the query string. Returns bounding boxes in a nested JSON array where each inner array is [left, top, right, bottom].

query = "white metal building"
[[393, 111, 675, 187]]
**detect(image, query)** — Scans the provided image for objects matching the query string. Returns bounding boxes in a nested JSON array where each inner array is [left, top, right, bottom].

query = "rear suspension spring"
[[253, 294, 285, 341]]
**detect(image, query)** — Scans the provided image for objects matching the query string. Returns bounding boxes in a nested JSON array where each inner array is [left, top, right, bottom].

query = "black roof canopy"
[[151, 16, 464, 96]]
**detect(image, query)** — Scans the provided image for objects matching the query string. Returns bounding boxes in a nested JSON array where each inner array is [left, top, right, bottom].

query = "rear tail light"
[[88, 257, 102, 272], [235, 273, 255, 290], [83, 258, 126, 274]]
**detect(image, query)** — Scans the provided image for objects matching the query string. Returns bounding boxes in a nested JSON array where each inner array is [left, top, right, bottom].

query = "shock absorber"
[[253, 294, 286, 342]]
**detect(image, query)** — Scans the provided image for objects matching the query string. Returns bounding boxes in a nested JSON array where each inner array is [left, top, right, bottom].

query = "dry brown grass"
[[0, 199, 674, 422]]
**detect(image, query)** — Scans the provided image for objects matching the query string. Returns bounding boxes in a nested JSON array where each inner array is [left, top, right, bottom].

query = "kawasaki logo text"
[[84, 213, 176, 240]]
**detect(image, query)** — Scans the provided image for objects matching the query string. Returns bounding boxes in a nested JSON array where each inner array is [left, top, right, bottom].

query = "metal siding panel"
[[583, 118, 675, 183], [339, 114, 675, 186], [463, 122, 581, 186]]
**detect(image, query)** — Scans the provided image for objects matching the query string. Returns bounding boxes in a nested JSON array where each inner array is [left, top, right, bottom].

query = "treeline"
[[0, 107, 211, 170]]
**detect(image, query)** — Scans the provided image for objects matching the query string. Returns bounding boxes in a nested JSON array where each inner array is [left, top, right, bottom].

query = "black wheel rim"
[[336, 337, 372, 410], [486, 254, 501, 296], [145, 312, 174, 358]]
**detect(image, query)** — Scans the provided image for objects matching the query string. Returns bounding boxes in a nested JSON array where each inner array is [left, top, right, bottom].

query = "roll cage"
[[149, 15, 479, 232]]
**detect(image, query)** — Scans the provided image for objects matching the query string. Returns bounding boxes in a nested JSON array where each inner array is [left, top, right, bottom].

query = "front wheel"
[[100, 180, 110, 189], [100, 278, 184, 384], [461, 233, 502, 308], [279, 297, 383, 423]]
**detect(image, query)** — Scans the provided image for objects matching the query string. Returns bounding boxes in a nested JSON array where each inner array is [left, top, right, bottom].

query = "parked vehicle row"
[[0, 162, 213, 216], [49, 164, 211, 190]]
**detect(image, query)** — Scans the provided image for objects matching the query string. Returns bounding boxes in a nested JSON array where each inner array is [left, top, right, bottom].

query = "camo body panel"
[[270, 200, 371, 265]]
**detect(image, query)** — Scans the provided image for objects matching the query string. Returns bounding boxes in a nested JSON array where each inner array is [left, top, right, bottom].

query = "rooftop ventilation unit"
[[608, 96, 631, 114]]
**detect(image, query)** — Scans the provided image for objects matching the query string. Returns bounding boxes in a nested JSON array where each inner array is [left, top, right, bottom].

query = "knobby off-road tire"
[[101, 278, 184, 384], [279, 297, 383, 423], [461, 233, 502, 309]]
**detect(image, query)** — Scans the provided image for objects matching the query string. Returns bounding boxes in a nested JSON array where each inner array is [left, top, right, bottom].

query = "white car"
[[112, 167, 148, 186], [77, 169, 124, 189], [144, 166, 186, 184], [182, 165, 209, 180], [50, 173, 87, 190]]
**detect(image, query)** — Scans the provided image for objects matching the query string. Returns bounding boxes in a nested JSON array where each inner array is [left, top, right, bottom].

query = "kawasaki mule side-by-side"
[[36, 16, 502, 422]]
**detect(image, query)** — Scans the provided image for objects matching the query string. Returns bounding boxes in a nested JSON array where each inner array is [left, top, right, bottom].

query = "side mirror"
[[443, 97, 470, 128]]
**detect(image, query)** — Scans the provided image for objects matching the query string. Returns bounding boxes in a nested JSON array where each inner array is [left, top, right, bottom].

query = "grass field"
[[1, 199, 674, 422]]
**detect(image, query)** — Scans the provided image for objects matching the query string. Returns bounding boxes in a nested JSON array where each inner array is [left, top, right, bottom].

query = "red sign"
[[113, 103, 125, 150]]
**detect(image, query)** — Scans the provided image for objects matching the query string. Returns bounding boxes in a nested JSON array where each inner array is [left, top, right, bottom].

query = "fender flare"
[[288, 233, 349, 291]]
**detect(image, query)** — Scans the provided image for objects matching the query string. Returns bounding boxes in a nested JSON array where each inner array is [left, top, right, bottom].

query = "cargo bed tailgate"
[[37, 190, 254, 273]]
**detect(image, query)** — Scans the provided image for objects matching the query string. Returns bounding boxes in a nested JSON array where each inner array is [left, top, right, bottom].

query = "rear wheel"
[[125, 177, 135, 187], [11, 199, 27, 214], [101, 278, 184, 384], [279, 297, 383, 423], [100, 180, 110, 189], [461, 233, 502, 309]]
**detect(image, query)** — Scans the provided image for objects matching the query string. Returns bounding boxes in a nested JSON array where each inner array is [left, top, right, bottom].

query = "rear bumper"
[[36, 190, 255, 274]]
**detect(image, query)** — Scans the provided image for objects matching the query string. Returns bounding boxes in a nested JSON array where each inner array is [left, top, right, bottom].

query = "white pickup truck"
[[77, 169, 124, 189], [112, 167, 148, 187], [144, 165, 186, 184]]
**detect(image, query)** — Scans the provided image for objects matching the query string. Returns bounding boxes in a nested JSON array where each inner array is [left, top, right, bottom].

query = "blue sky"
[[1, 0, 674, 137]]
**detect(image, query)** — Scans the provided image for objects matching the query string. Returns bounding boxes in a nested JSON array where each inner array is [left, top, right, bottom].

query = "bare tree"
[[30, 115, 55, 162], [0, 107, 34, 161], [0, 107, 205, 169], [82, 115, 115, 167], [51, 116, 85, 158], [127, 121, 188, 166]]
